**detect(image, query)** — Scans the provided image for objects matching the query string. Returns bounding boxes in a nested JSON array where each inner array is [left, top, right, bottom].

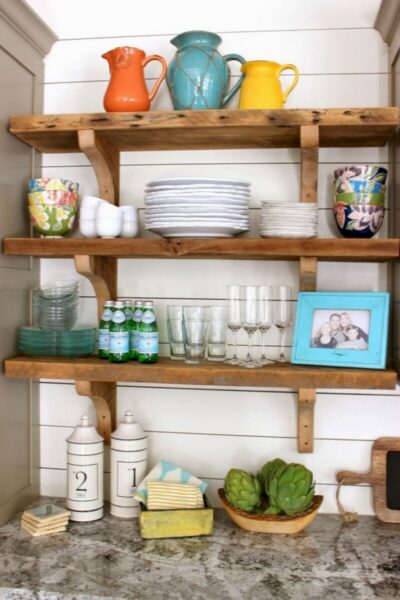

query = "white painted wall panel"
[[33, 10, 397, 515]]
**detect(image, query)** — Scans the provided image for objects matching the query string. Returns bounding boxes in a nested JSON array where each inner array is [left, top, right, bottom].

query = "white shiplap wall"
[[27, 0, 399, 514]]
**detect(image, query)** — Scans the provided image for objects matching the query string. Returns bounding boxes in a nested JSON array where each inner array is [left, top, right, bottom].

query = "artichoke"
[[224, 468, 262, 512], [258, 458, 287, 490], [265, 463, 315, 516]]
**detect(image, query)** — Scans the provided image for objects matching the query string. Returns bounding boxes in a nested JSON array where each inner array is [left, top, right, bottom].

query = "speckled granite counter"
[[0, 499, 400, 600]]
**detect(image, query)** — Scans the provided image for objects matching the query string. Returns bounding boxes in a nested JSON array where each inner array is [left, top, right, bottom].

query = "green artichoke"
[[258, 458, 287, 490], [224, 468, 262, 512], [265, 463, 315, 516]]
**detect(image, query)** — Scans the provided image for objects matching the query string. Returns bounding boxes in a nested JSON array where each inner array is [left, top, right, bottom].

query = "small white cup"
[[80, 194, 103, 209], [121, 220, 139, 238], [97, 202, 122, 219], [79, 219, 97, 238], [121, 205, 138, 221], [96, 218, 122, 238]]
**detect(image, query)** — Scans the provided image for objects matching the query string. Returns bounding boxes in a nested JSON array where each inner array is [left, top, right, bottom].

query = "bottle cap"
[[114, 301, 124, 308], [104, 300, 114, 307], [66, 413, 103, 444], [134, 300, 144, 306], [124, 300, 132, 306], [144, 301, 154, 307]]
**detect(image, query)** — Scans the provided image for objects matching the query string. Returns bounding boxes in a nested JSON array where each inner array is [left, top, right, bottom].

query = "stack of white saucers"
[[260, 201, 318, 238], [144, 178, 250, 238]]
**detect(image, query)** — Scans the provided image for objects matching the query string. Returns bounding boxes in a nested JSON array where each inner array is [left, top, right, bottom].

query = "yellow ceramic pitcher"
[[239, 61, 299, 109]]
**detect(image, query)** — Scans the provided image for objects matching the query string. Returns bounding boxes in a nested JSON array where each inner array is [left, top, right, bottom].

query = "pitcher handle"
[[142, 54, 168, 102], [278, 64, 299, 103], [221, 54, 246, 107]]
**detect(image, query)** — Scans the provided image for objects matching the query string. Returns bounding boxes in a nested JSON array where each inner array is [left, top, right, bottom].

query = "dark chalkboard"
[[386, 451, 400, 510]]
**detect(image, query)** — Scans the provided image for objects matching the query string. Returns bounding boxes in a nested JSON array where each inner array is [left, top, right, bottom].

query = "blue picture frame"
[[291, 292, 390, 369]]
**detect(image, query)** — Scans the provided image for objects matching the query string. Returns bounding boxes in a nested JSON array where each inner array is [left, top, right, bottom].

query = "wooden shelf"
[[3, 237, 399, 261], [5, 356, 397, 390], [9, 107, 399, 152]]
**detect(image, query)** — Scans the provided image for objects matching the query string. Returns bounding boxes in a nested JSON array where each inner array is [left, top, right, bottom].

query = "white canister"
[[66, 414, 104, 522], [110, 410, 148, 518]]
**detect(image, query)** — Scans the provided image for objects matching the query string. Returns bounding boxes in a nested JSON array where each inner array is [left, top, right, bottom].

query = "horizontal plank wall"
[[31, 0, 398, 514]]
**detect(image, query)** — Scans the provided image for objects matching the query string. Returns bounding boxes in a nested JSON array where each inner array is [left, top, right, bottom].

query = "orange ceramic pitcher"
[[102, 47, 167, 112]]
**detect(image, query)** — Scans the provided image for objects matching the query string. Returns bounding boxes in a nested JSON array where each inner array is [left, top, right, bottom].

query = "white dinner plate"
[[145, 213, 249, 221], [145, 196, 249, 207], [146, 223, 249, 237], [147, 177, 251, 187], [145, 184, 251, 194], [145, 190, 251, 200], [146, 204, 248, 215]]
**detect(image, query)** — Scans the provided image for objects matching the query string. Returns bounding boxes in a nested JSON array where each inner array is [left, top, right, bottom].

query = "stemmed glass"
[[274, 286, 293, 362], [258, 285, 274, 365], [241, 285, 262, 369], [225, 285, 242, 365]]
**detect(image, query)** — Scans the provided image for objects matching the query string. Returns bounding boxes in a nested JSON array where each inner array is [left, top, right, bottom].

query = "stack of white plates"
[[260, 201, 318, 238], [144, 178, 251, 238]]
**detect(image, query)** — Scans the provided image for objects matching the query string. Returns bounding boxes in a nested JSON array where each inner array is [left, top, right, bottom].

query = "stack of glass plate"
[[33, 280, 79, 330], [18, 326, 96, 357]]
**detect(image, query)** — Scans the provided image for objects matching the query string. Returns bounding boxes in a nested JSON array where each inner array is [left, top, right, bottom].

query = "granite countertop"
[[0, 499, 400, 600]]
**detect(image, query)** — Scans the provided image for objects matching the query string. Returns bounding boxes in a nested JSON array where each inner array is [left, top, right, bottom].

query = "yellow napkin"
[[147, 481, 204, 510]]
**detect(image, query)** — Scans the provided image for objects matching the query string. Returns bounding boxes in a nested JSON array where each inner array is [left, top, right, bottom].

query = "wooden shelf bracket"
[[74, 255, 116, 318], [300, 124, 319, 203], [75, 380, 116, 444], [298, 388, 317, 453], [77, 129, 120, 204], [299, 256, 318, 291]]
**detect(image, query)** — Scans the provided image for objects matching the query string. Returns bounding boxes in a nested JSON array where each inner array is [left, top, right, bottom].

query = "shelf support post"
[[298, 388, 316, 453], [299, 256, 318, 291], [75, 380, 116, 444], [77, 129, 120, 204], [300, 125, 319, 203]]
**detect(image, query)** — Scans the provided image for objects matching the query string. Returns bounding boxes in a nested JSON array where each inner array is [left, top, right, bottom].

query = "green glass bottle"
[[130, 300, 144, 360], [138, 301, 159, 364], [98, 300, 114, 359], [109, 301, 130, 363]]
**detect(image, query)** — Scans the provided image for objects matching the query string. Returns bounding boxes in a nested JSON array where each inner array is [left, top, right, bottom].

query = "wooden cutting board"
[[336, 437, 400, 523]]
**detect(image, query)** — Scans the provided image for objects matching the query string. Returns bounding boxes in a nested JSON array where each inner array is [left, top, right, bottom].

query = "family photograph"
[[311, 310, 370, 350]]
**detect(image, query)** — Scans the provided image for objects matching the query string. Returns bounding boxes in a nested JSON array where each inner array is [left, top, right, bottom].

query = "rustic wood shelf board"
[[5, 357, 397, 389], [3, 238, 399, 261], [9, 108, 399, 152]]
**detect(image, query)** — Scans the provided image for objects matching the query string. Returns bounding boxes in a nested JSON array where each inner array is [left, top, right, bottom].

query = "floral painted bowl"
[[28, 178, 80, 193], [334, 192, 385, 206], [334, 203, 384, 238], [28, 190, 79, 207], [334, 178, 386, 194], [333, 165, 388, 183], [29, 204, 77, 238]]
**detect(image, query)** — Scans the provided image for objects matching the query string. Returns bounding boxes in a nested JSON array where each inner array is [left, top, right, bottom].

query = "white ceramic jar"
[[110, 410, 148, 518], [66, 414, 104, 522]]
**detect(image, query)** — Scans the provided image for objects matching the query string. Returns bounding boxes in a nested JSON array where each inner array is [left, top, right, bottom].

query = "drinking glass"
[[183, 306, 209, 364], [258, 285, 274, 365], [167, 305, 185, 360], [208, 306, 228, 361], [225, 286, 242, 365], [274, 286, 293, 362], [241, 285, 261, 369]]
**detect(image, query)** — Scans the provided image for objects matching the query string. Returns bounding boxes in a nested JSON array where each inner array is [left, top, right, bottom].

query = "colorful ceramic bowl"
[[334, 203, 384, 238], [29, 178, 80, 193], [29, 204, 77, 238], [28, 190, 79, 207], [333, 165, 388, 184], [334, 192, 385, 206], [334, 178, 386, 194]]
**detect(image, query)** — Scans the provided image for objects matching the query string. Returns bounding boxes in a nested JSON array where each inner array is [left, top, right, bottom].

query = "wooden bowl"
[[218, 489, 323, 534]]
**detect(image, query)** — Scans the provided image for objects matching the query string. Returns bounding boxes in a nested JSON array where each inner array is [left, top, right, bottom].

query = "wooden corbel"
[[77, 129, 120, 203], [298, 388, 316, 453], [300, 125, 319, 203], [75, 380, 116, 444], [74, 254, 116, 319], [299, 256, 318, 291]]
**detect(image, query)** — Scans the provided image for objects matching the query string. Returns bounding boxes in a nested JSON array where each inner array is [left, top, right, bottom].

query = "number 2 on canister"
[[74, 470, 88, 492]]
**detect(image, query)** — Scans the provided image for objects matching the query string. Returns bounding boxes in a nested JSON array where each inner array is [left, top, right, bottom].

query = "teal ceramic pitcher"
[[167, 31, 246, 110]]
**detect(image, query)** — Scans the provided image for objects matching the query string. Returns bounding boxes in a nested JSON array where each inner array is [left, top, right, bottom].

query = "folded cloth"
[[147, 481, 204, 510], [134, 460, 208, 506]]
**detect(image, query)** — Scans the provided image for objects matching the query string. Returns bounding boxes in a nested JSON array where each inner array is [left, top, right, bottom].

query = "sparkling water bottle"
[[98, 300, 114, 359], [138, 301, 159, 364], [130, 300, 144, 361], [109, 300, 130, 363]]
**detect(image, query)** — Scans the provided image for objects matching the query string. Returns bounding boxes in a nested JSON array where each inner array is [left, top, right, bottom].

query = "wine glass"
[[241, 285, 262, 369], [225, 285, 242, 365], [258, 285, 274, 365], [274, 286, 293, 362]]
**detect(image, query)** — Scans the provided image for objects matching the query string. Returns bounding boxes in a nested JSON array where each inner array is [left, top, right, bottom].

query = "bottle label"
[[139, 332, 159, 354], [141, 310, 156, 324], [110, 331, 129, 353], [67, 464, 99, 501], [132, 309, 143, 323], [98, 329, 109, 350], [101, 308, 113, 321], [113, 310, 126, 324]]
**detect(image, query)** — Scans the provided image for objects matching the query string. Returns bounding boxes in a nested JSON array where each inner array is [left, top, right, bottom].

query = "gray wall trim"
[[0, 0, 57, 57], [375, 0, 400, 44]]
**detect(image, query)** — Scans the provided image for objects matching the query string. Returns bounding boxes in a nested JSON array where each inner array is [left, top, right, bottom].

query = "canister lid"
[[111, 410, 147, 441], [66, 413, 103, 444]]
